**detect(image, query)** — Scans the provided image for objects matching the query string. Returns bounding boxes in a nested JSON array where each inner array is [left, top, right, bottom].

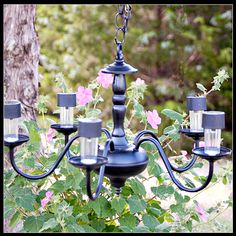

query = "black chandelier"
[[4, 5, 232, 201]]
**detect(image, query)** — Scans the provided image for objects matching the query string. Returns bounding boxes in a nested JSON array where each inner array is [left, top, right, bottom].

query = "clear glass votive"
[[187, 95, 207, 132], [78, 118, 102, 165], [4, 100, 21, 142], [57, 93, 76, 128], [202, 111, 225, 156]]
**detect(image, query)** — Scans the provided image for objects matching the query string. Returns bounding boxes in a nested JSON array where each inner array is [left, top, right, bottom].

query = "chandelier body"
[[4, 5, 232, 200]]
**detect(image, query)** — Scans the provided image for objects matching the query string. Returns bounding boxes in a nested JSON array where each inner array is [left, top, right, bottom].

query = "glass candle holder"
[[57, 93, 76, 127], [4, 100, 21, 142], [187, 95, 207, 132], [78, 118, 102, 165], [202, 111, 225, 155]]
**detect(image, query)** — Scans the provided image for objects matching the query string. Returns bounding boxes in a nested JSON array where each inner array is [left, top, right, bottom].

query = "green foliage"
[[4, 4, 232, 234]]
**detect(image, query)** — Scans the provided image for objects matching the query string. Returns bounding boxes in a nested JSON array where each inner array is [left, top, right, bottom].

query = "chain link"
[[114, 4, 132, 45]]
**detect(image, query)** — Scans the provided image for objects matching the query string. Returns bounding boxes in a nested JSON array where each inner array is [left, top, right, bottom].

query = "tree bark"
[[4, 4, 40, 120]]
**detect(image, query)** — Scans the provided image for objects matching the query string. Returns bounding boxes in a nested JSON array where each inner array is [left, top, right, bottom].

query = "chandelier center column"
[[112, 73, 128, 148]]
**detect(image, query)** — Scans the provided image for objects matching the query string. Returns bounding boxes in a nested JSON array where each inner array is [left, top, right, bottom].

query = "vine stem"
[[93, 84, 101, 110], [192, 205, 230, 230]]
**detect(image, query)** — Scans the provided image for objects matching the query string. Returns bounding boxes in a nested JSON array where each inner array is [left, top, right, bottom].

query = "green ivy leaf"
[[129, 178, 146, 197], [161, 109, 183, 124], [151, 185, 174, 199], [88, 196, 114, 218], [119, 213, 138, 228], [9, 210, 22, 228], [90, 219, 106, 232], [16, 193, 35, 211], [86, 108, 102, 118], [39, 218, 59, 232], [170, 203, 185, 215], [223, 175, 227, 185], [147, 207, 163, 217], [127, 195, 146, 214], [81, 225, 97, 232], [23, 120, 41, 145], [133, 226, 150, 233], [111, 197, 127, 213], [148, 162, 163, 178], [196, 83, 207, 93], [119, 226, 133, 232], [186, 220, 192, 232], [134, 103, 146, 122], [49, 180, 67, 194], [142, 214, 160, 230], [23, 215, 49, 232], [24, 156, 35, 168]]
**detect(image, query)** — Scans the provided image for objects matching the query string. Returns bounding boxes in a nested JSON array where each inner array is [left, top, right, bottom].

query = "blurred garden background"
[[36, 4, 232, 150], [4, 4, 232, 233]]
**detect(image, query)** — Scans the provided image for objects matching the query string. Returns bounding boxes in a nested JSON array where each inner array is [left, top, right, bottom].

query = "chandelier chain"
[[114, 4, 132, 45]]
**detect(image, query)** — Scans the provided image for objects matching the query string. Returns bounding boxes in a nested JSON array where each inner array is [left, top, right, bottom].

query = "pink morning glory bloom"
[[146, 110, 162, 129], [40, 191, 53, 208], [76, 86, 93, 106], [180, 150, 188, 157], [135, 78, 145, 86], [195, 202, 208, 222], [46, 128, 56, 142], [96, 70, 113, 88], [194, 141, 205, 148]]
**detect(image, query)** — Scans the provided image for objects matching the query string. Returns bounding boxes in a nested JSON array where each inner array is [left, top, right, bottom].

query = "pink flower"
[[96, 70, 113, 88], [195, 202, 208, 222], [194, 141, 205, 148], [180, 150, 188, 157], [46, 128, 56, 142], [199, 141, 205, 147], [40, 191, 53, 209], [135, 78, 145, 86], [146, 110, 162, 129], [76, 86, 93, 106]]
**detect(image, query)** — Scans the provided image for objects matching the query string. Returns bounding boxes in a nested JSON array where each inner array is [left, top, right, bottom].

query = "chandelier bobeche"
[[4, 5, 231, 200]]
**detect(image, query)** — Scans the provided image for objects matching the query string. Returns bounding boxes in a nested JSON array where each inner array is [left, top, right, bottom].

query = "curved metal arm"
[[9, 133, 80, 180], [101, 128, 112, 139], [64, 134, 77, 159], [134, 137, 214, 192], [134, 130, 199, 173], [86, 139, 114, 200]]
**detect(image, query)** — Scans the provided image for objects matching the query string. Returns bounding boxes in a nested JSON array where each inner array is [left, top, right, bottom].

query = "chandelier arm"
[[86, 139, 114, 200], [134, 130, 199, 173], [101, 128, 112, 139], [134, 137, 214, 192], [9, 133, 80, 180]]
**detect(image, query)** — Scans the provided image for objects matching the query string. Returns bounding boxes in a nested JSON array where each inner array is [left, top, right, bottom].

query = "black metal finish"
[[135, 136, 214, 192], [51, 124, 78, 135], [192, 146, 231, 161], [57, 93, 76, 107], [4, 100, 21, 119], [98, 145, 148, 190], [187, 96, 207, 111], [68, 156, 108, 170], [134, 129, 199, 173], [8, 133, 80, 180], [4, 4, 233, 201], [179, 128, 204, 140], [102, 44, 138, 75], [78, 118, 102, 138], [4, 134, 29, 148], [69, 139, 114, 200], [110, 73, 129, 148], [202, 111, 225, 129]]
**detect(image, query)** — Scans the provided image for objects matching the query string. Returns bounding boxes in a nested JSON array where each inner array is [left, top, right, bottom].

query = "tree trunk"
[[4, 4, 40, 120]]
